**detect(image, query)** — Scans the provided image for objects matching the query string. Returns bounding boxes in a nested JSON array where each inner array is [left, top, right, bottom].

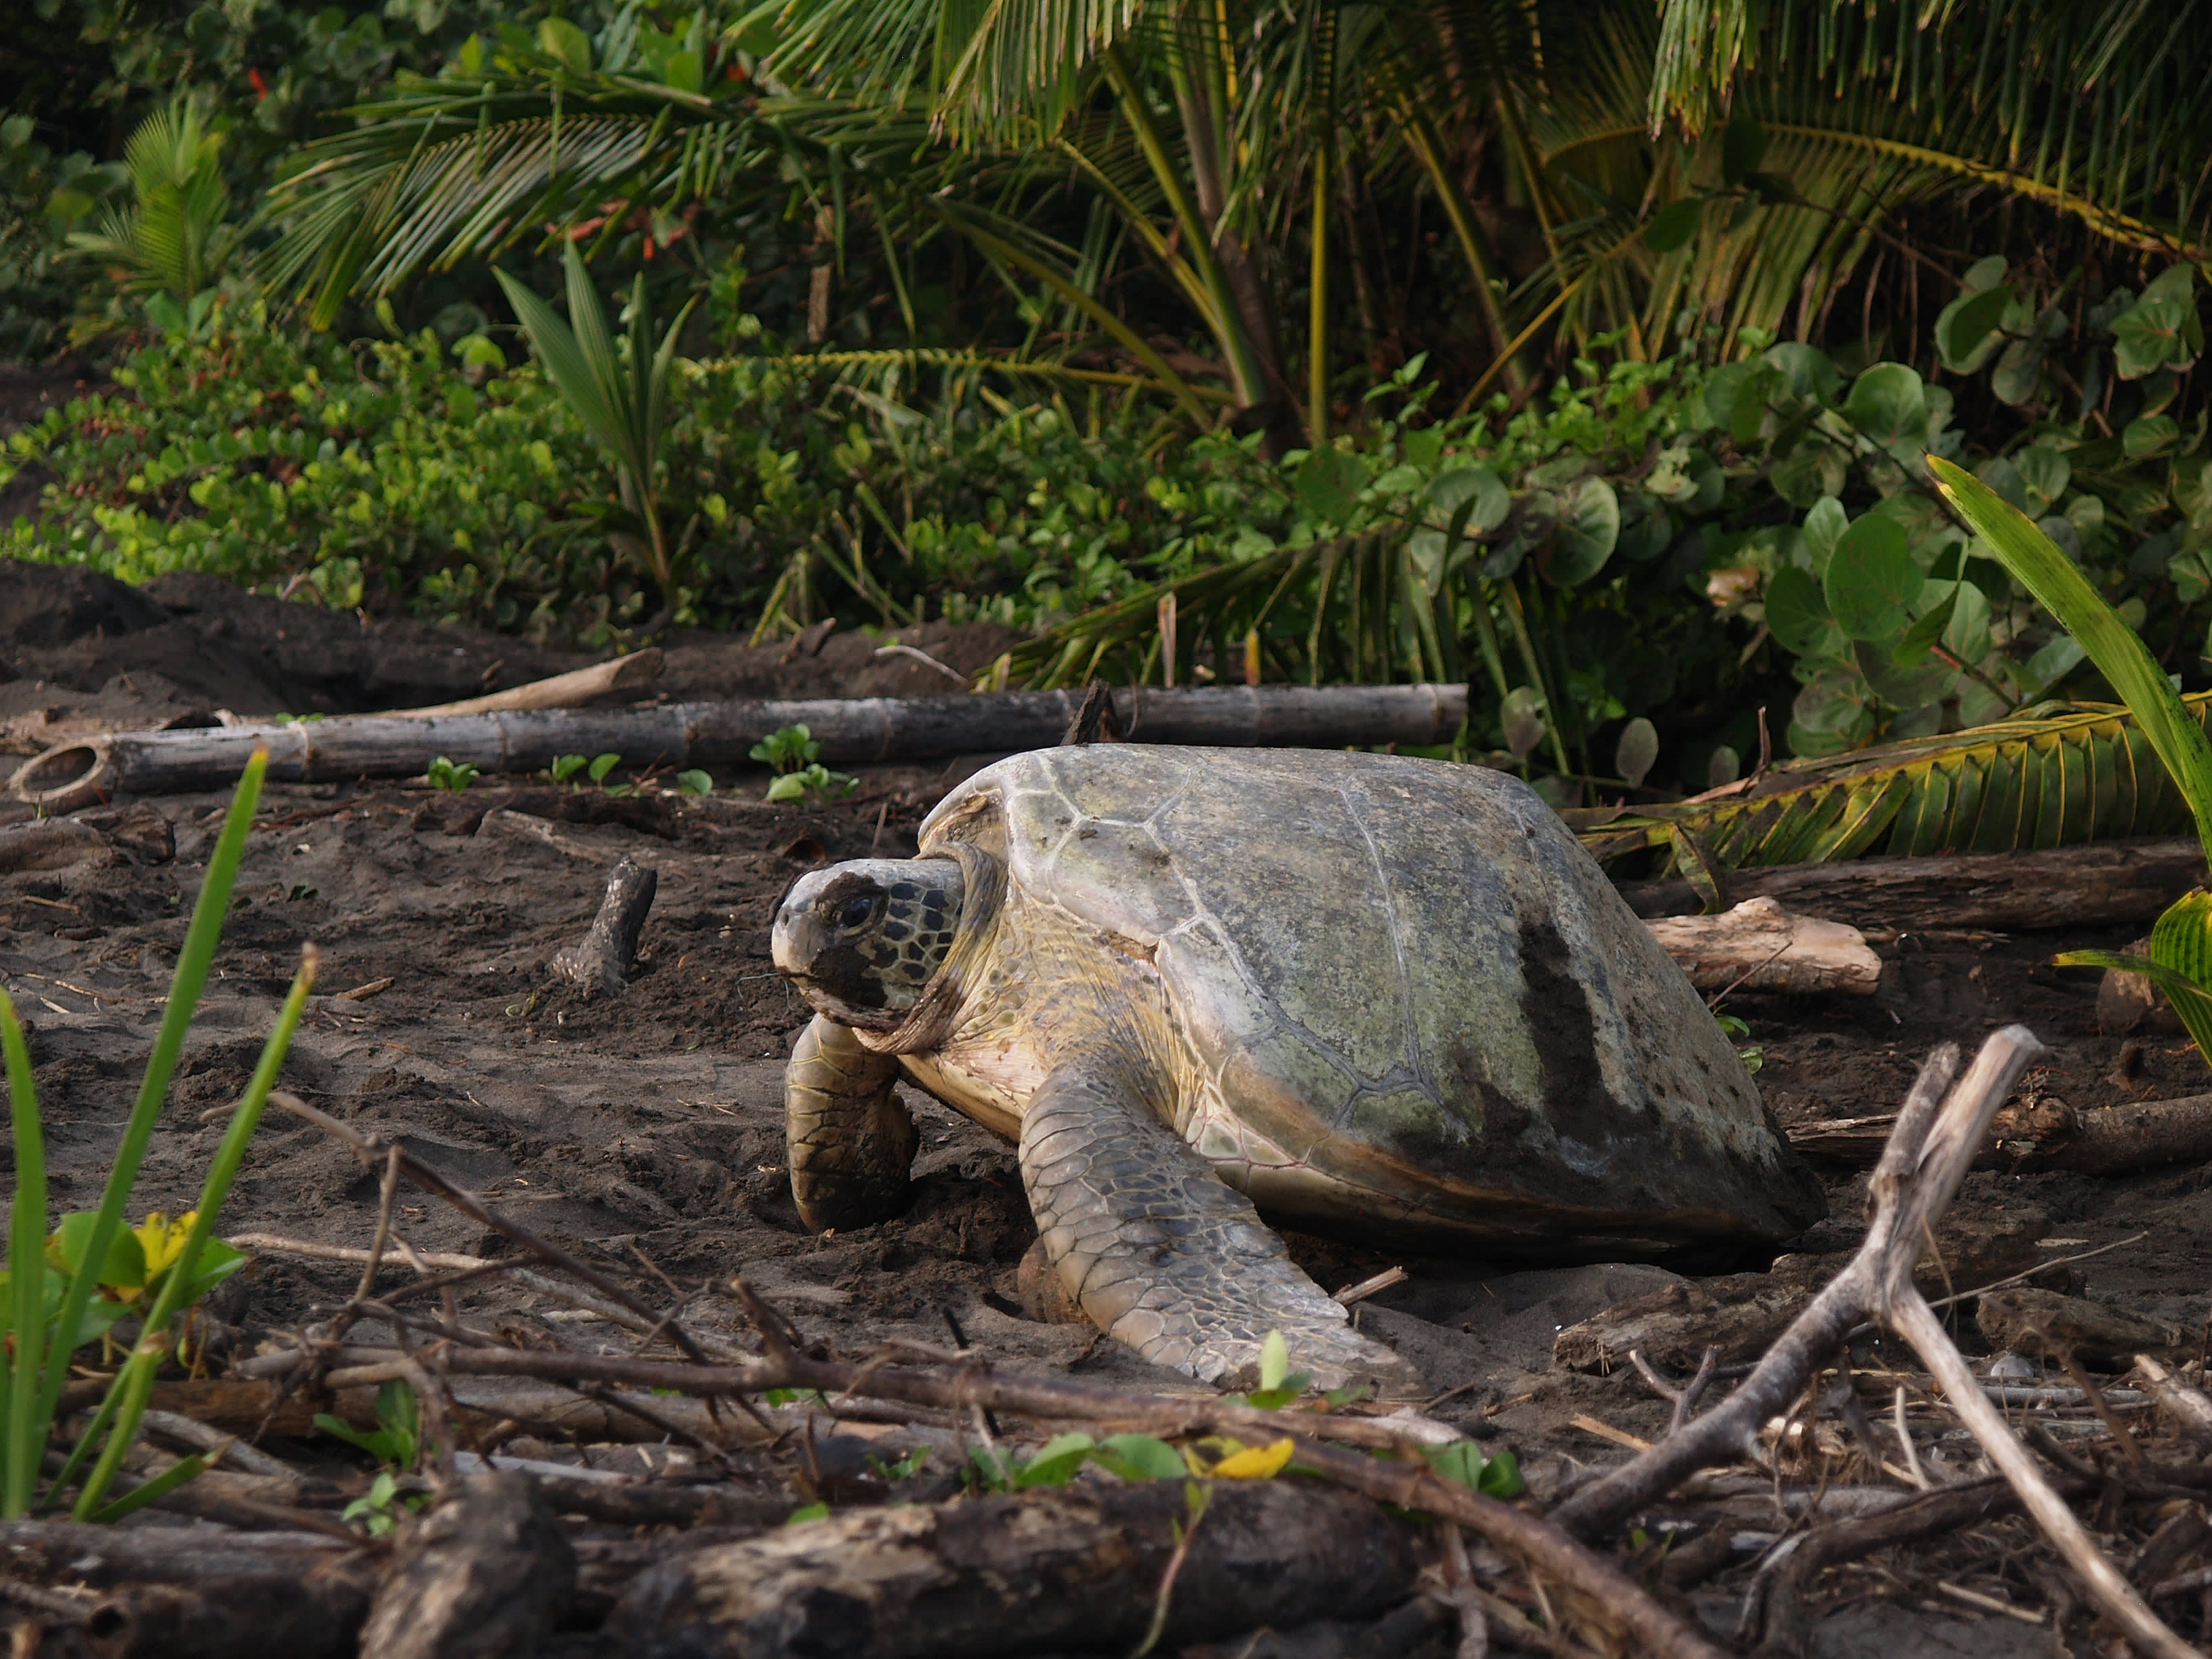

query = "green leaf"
[[676, 769, 714, 797], [1615, 718, 1660, 788], [785, 1500, 831, 1525], [2013, 447, 2070, 513], [87, 1453, 206, 1524], [1015, 1432, 1098, 1488], [588, 754, 621, 784], [1643, 199, 1702, 253], [1258, 1330, 1290, 1394], [1090, 1434, 1186, 1483], [1890, 588, 1957, 667], [766, 773, 806, 802], [1840, 364, 1928, 447], [1800, 496, 1848, 576], [1425, 467, 1509, 535], [2114, 268, 2203, 377], [1824, 514, 1921, 640], [54, 1213, 146, 1290], [537, 16, 594, 71], [1936, 283, 2014, 373], [1721, 115, 1767, 186], [1547, 477, 1620, 586], [1929, 455, 2212, 865], [1765, 565, 1832, 655], [2125, 415, 2181, 458], [1296, 449, 1366, 525]]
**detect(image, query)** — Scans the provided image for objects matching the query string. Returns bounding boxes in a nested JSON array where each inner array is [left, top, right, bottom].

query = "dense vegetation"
[[1, 0, 2209, 797]]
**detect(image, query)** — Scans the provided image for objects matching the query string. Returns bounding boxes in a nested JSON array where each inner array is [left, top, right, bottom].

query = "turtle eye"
[[834, 894, 880, 932]]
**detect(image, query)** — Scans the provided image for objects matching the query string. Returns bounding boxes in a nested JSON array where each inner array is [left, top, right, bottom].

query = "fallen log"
[[7, 684, 1469, 810], [1616, 837, 2206, 933], [615, 1481, 1413, 1659], [359, 1472, 574, 1659], [1976, 1287, 2184, 1368], [1641, 897, 1882, 996], [385, 649, 661, 718], [81, 1561, 380, 1659], [1786, 1090, 2212, 1174]]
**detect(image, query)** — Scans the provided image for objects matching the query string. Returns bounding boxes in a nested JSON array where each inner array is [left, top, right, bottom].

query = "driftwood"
[[5, 684, 1469, 810], [79, 1561, 380, 1659], [387, 649, 662, 718], [551, 854, 657, 998], [1788, 1089, 2212, 1175], [1616, 836, 2206, 932], [359, 1472, 574, 1659], [1552, 1202, 2049, 1372], [1549, 1026, 2200, 1659], [1975, 1288, 2185, 1368], [1641, 897, 1882, 996], [2135, 1357, 2212, 1449], [617, 1482, 1412, 1659]]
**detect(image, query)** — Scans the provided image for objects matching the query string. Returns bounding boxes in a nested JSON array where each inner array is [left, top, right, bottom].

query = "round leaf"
[[1935, 283, 2013, 373], [2126, 415, 2181, 458], [1614, 717, 1659, 788], [1547, 477, 1620, 586], [1824, 514, 1921, 639], [1765, 565, 1832, 655], [1425, 466, 1510, 534], [2013, 445, 2070, 513], [1501, 687, 1546, 759], [1840, 363, 1928, 446], [1799, 496, 1848, 576]]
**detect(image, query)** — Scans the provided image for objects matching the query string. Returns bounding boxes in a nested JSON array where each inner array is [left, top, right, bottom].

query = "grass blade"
[[35, 749, 267, 1431], [85, 1452, 207, 1525], [1, 995, 47, 1518], [69, 944, 318, 1519]]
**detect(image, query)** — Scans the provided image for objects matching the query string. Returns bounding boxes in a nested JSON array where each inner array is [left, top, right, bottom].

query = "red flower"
[[249, 67, 268, 99]]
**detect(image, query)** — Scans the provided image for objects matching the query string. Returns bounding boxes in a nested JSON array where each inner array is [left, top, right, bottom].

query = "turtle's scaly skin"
[[774, 745, 1824, 1387]]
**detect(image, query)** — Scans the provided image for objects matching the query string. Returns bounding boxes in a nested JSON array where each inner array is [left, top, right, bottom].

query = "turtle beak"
[[771, 872, 832, 981]]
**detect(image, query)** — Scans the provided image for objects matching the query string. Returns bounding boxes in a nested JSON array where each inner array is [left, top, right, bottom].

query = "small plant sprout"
[[749, 723, 820, 775], [588, 753, 621, 785], [766, 762, 858, 804], [426, 756, 478, 792], [676, 769, 714, 798], [550, 754, 588, 785], [3, 748, 317, 1522], [1930, 456, 2212, 1066]]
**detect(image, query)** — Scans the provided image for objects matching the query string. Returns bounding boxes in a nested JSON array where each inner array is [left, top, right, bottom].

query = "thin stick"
[[1891, 1293, 2194, 1659], [1893, 1386, 1930, 1491], [270, 1092, 717, 1368]]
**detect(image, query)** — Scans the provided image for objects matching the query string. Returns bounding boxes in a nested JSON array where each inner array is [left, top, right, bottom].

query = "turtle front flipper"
[[787, 1015, 917, 1231], [1021, 1048, 1413, 1392]]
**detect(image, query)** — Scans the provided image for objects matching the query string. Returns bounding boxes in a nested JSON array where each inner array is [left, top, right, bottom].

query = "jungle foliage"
[[3, 0, 2212, 802]]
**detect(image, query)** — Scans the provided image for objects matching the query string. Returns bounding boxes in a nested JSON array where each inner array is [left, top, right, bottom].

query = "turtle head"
[[772, 857, 968, 1031]]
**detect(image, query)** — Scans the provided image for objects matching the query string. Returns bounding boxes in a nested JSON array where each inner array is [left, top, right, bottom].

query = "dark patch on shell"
[[1514, 910, 1621, 1156]]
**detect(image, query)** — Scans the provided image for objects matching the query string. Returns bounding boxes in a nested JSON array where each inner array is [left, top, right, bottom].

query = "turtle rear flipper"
[[787, 1014, 918, 1231], [1022, 1047, 1416, 1393]]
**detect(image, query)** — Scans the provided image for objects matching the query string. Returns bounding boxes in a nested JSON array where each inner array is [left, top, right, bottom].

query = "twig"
[[270, 1092, 718, 1368], [1629, 1347, 1717, 1437], [1893, 1386, 1930, 1490], [1129, 1483, 1209, 1658], [1549, 1038, 1975, 1538]]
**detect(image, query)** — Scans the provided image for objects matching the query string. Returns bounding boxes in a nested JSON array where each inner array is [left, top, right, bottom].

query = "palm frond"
[[1565, 695, 2212, 870]]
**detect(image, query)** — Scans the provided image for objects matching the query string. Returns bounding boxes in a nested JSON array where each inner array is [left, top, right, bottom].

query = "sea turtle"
[[770, 745, 1824, 1385]]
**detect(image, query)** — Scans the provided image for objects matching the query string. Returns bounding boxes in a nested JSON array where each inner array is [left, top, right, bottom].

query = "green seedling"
[[750, 723, 820, 775], [549, 753, 624, 790], [3, 749, 316, 1523], [676, 769, 714, 798], [785, 1500, 832, 1525], [1930, 457, 2212, 1067], [865, 1446, 930, 1481], [765, 762, 857, 804], [1714, 1012, 1764, 1075], [550, 754, 588, 785], [314, 1379, 420, 1468], [426, 756, 478, 792], [341, 1470, 422, 1538], [1424, 1439, 1523, 1499]]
